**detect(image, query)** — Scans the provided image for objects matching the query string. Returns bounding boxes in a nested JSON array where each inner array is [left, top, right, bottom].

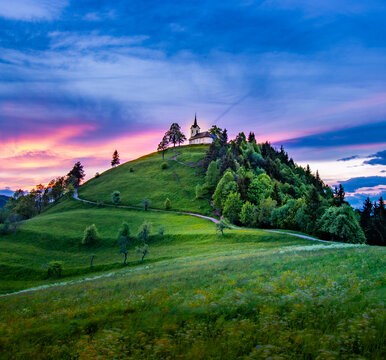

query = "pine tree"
[[271, 182, 281, 206], [111, 150, 120, 167], [220, 129, 228, 146], [66, 162, 85, 187], [248, 132, 256, 143]]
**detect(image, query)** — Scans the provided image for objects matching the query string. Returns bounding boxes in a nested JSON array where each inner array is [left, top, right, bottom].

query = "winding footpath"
[[74, 190, 333, 244]]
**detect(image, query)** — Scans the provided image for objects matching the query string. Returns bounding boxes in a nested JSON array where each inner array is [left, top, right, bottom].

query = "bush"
[[82, 224, 99, 246], [47, 261, 63, 278], [129, 167, 134, 173], [164, 198, 171, 210], [95, 172, 100, 178], [111, 191, 120, 207], [161, 162, 168, 170]]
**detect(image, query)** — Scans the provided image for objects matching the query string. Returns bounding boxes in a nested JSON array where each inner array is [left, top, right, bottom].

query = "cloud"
[[337, 155, 359, 162], [337, 176, 386, 193], [0, 0, 68, 21], [364, 150, 386, 166], [281, 122, 386, 149]]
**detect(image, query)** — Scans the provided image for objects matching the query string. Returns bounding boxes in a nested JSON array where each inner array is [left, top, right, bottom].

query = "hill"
[[0, 195, 9, 208], [79, 145, 213, 215], [0, 144, 384, 359]]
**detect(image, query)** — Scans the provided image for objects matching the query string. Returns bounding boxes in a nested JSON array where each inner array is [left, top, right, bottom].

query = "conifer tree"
[[248, 132, 256, 143], [66, 162, 85, 187], [111, 150, 120, 167]]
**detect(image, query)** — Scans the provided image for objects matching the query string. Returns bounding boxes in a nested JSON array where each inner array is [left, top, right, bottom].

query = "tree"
[[247, 174, 273, 205], [240, 201, 256, 227], [213, 170, 238, 211], [220, 129, 228, 147], [223, 191, 243, 224], [209, 125, 223, 139], [216, 217, 230, 236], [111, 191, 120, 207], [136, 244, 149, 263], [164, 198, 171, 210], [257, 197, 277, 227], [271, 182, 281, 206], [82, 224, 99, 246], [166, 123, 186, 147], [118, 222, 130, 265], [205, 161, 220, 191], [66, 161, 85, 187], [49, 177, 66, 202], [138, 222, 152, 243], [157, 136, 169, 159], [111, 150, 120, 167], [248, 132, 256, 143], [334, 184, 345, 206], [319, 206, 365, 243], [66, 184, 75, 199]]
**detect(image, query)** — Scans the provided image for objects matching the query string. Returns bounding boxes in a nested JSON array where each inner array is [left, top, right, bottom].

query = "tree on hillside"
[[240, 201, 256, 227], [166, 123, 186, 147], [49, 177, 66, 202], [209, 125, 222, 139], [248, 132, 256, 143], [319, 205, 365, 243], [220, 129, 228, 146], [157, 136, 169, 159], [216, 217, 230, 236], [111, 150, 120, 167], [111, 191, 121, 207], [334, 184, 346, 206], [66, 161, 85, 187], [118, 221, 130, 265], [138, 222, 152, 243], [205, 161, 220, 192], [223, 191, 243, 224]]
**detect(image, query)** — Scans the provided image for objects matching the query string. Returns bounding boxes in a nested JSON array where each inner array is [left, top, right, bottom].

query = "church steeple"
[[190, 113, 200, 137]]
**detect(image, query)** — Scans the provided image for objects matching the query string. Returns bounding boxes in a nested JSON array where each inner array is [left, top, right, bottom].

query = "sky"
[[0, 0, 385, 207]]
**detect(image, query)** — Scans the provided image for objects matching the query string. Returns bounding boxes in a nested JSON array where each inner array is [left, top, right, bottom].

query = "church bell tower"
[[190, 113, 200, 137]]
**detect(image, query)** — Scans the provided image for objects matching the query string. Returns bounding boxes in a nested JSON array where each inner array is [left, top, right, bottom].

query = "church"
[[189, 114, 214, 145]]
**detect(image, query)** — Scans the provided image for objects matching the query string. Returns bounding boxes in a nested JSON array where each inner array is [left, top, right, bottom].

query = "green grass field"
[[79, 145, 212, 215], [0, 145, 385, 359]]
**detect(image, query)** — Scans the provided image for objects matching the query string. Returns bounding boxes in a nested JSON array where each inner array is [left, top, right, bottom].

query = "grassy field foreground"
[[0, 240, 384, 359]]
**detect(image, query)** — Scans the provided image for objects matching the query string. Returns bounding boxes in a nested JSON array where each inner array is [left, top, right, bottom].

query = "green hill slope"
[[79, 145, 213, 215]]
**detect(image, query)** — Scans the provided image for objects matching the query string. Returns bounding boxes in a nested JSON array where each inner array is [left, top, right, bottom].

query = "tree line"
[[0, 162, 86, 234], [195, 126, 383, 244]]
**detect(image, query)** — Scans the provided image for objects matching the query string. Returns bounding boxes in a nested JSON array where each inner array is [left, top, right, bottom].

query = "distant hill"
[[0, 195, 9, 208]]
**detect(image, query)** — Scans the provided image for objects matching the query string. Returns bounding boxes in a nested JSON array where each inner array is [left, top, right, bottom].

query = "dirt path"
[[74, 191, 333, 243]]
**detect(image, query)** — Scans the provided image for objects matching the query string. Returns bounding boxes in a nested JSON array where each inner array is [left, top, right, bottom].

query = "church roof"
[[189, 131, 213, 140]]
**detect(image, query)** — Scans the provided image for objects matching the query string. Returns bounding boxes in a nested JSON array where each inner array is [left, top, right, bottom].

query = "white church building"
[[189, 114, 214, 145]]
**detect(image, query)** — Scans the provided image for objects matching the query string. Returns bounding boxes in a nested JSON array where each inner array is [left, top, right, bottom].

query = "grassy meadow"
[[0, 145, 385, 359], [79, 145, 213, 215]]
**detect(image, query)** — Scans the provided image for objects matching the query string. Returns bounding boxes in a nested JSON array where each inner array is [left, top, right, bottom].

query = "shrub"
[[111, 191, 120, 207], [164, 198, 171, 210], [47, 261, 63, 278], [0, 223, 9, 235], [129, 167, 134, 173], [161, 162, 168, 170], [95, 172, 100, 178], [82, 224, 99, 246]]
